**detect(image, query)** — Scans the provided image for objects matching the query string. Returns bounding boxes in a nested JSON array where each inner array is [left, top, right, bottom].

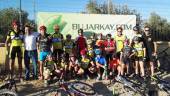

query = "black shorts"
[[135, 56, 143, 61], [10, 46, 22, 59], [146, 53, 155, 62], [53, 49, 64, 60], [122, 57, 130, 65]]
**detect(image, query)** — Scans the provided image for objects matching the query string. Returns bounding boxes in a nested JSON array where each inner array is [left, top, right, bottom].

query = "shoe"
[[44, 80, 49, 87], [96, 76, 101, 80]]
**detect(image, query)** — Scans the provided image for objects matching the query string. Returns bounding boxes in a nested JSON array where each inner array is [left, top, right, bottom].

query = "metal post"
[[107, 0, 110, 14], [19, 0, 22, 30]]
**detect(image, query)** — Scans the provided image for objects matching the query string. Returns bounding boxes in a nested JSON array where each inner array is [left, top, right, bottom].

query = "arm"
[[154, 42, 157, 55]]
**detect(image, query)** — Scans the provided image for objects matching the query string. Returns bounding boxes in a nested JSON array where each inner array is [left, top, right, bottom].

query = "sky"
[[0, 0, 170, 21]]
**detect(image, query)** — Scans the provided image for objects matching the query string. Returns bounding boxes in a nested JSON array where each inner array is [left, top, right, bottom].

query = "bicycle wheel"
[[0, 89, 18, 96], [70, 81, 96, 95]]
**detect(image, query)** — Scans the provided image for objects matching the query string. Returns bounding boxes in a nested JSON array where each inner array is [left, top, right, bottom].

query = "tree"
[[146, 12, 170, 41], [85, 0, 142, 25], [0, 8, 35, 42]]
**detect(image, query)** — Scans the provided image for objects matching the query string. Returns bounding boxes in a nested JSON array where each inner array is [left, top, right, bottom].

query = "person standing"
[[75, 29, 87, 59], [37, 25, 52, 80], [5, 20, 24, 81], [51, 25, 64, 64], [114, 27, 127, 58], [24, 25, 39, 80], [143, 26, 157, 76]]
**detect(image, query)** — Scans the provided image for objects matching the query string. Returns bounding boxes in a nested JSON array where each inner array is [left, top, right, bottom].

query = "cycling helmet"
[[133, 36, 140, 41], [95, 49, 102, 55], [80, 49, 87, 55], [12, 20, 19, 26], [133, 26, 140, 31]]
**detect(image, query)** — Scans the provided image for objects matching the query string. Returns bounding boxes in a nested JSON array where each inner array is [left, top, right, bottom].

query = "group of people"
[[5, 20, 157, 85]]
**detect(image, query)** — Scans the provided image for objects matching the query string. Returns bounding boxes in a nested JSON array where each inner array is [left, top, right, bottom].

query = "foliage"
[[86, 0, 141, 25], [0, 8, 36, 42], [145, 12, 170, 41]]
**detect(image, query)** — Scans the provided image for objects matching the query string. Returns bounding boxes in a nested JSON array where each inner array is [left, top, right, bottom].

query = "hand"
[[143, 57, 147, 62]]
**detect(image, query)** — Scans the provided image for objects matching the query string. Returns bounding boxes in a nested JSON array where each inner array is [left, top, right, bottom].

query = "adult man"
[[75, 29, 87, 59], [5, 20, 24, 81], [143, 26, 157, 76], [24, 25, 39, 80], [114, 27, 127, 58], [51, 25, 63, 63], [37, 25, 52, 80]]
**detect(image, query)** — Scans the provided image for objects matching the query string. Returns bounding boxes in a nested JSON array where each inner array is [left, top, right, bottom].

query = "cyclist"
[[24, 25, 39, 80], [143, 26, 157, 76], [5, 20, 24, 81], [95, 33, 105, 51], [80, 49, 95, 79], [51, 25, 64, 64], [109, 54, 121, 77], [37, 25, 52, 80], [63, 34, 75, 64], [114, 27, 127, 58], [104, 34, 116, 65], [120, 39, 135, 76], [131, 26, 144, 46], [95, 49, 107, 80], [75, 29, 87, 59], [133, 37, 146, 77]]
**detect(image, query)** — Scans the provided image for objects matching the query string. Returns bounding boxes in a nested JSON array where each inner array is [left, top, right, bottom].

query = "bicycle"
[[55, 79, 96, 96], [115, 76, 148, 96], [155, 47, 170, 73], [151, 75, 170, 95], [0, 77, 18, 96]]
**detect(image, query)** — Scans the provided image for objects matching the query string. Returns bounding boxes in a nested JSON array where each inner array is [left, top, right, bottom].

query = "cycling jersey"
[[133, 42, 144, 57], [104, 39, 116, 53], [114, 35, 127, 52], [75, 36, 87, 51], [63, 40, 74, 54], [51, 33, 63, 50], [109, 59, 120, 70], [37, 34, 51, 52], [45, 61, 55, 71], [121, 45, 133, 58], [7, 30, 24, 47], [81, 58, 90, 69], [95, 56, 107, 66]]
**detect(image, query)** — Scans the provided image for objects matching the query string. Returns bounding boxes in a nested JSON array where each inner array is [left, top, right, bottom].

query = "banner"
[[37, 12, 136, 39]]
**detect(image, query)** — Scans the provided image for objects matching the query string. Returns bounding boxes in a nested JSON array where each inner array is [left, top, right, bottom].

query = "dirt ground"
[[6, 73, 168, 96]]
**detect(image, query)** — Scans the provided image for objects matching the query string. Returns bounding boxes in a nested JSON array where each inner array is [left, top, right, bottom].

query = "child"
[[120, 39, 135, 76], [68, 56, 84, 79], [95, 33, 104, 51], [104, 34, 116, 65], [133, 37, 146, 77], [95, 49, 108, 80], [63, 34, 75, 64], [43, 54, 63, 86], [109, 54, 122, 77], [79, 49, 94, 79]]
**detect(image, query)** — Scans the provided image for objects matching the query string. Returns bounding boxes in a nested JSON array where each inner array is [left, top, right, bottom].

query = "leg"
[[135, 60, 139, 75], [150, 61, 154, 76], [139, 60, 145, 77], [10, 47, 16, 77], [31, 50, 38, 79], [17, 48, 23, 79], [24, 50, 30, 80]]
